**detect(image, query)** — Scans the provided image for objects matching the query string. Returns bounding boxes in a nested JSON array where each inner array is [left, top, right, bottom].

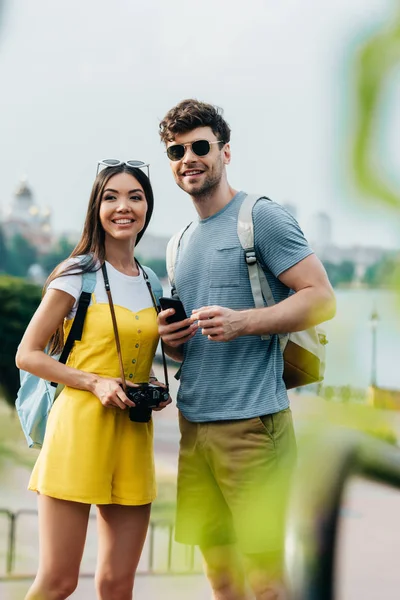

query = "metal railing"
[[284, 429, 400, 600], [4, 429, 400, 591], [0, 511, 201, 580]]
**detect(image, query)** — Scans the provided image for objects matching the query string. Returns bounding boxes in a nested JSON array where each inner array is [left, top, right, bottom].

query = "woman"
[[16, 161, 170, 600]]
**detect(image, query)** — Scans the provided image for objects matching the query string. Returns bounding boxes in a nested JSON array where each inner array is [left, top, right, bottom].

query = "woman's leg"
[[25, 495, 91, 600], [95, 503, 151, 600]]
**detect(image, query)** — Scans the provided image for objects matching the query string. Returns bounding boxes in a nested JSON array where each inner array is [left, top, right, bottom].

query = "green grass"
[[152, 475, 177, 523], [0, 400, 36, 472]]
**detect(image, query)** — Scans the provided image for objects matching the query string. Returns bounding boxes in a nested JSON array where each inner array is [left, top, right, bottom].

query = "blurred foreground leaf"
[[351, 9, 400, 209]]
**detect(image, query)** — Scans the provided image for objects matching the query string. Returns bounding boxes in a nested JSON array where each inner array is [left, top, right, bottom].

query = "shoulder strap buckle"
[[244, 249, 257, 265]]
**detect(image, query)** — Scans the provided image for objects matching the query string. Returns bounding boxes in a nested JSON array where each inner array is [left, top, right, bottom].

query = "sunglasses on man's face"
[[96, 159, 150, 178], [166, 139, 224, 162]]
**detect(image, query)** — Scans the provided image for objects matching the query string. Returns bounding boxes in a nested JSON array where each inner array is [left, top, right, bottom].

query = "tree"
[[5, 234, 38, 277], [137, 256, 167, 279], [323, 260, 355, 288], [0, 225, 7, 273], [0, 275, 42, 407], [38, 237, 75, 275], [363, 255, 400, 288]]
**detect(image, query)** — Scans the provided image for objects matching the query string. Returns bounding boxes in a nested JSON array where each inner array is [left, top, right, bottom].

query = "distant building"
[[305, 211, 388, 279], [308, 211, 333, 248], [316, 244, 386, 267], [316, 243, 386, 280], [1, 177, 53, 253]]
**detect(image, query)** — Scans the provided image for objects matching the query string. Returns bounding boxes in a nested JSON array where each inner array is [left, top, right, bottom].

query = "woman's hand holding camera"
[[149, 378, 172, 411], [89, 376, 138, 410]]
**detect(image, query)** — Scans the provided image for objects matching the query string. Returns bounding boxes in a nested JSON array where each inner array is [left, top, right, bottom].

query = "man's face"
[[166, 126, 231, 197]]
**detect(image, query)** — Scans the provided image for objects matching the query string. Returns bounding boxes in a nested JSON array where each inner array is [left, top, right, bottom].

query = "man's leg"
[[175, 413, 242, 599], [201, 544, 250, 600], [207, 409, 297, 600], [243, 551, 286, 600]]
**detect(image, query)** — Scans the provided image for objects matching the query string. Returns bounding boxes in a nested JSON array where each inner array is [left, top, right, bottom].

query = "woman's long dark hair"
[[46, 164, 154, 354]]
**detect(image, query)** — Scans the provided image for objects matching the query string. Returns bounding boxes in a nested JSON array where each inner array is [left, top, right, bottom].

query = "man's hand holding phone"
[[158, 297, 197, 348]]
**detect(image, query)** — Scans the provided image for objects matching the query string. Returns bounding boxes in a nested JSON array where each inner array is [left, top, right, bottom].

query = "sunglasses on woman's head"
[[96, 159, 150, 178], [166, 140, 224, 162]]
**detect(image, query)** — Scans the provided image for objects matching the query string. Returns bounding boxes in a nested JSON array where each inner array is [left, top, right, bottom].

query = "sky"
[[0, 0, 399, 248]]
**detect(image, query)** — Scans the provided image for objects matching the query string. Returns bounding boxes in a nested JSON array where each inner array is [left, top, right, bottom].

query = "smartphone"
[[159, 296, 188, 325]]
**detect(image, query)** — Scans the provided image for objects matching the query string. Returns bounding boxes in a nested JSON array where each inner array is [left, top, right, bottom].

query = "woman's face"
[[99, 172, 148, 242]]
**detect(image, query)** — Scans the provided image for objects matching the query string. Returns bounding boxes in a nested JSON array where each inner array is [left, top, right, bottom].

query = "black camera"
[[126, 383, 170, 423]]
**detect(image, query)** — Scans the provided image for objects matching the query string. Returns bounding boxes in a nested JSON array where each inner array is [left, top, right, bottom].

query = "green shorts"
[[175, 408, 297, 555]]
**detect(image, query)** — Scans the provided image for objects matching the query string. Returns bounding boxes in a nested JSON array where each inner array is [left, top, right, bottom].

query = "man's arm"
[[191, 254, 336, 342], [243, 253, 336, 335]]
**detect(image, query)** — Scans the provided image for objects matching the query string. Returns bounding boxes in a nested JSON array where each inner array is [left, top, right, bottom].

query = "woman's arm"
[[16, 289, 135, 410]]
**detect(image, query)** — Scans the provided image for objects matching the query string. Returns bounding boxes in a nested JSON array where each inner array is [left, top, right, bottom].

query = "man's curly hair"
[[159, 99, 231, 145]]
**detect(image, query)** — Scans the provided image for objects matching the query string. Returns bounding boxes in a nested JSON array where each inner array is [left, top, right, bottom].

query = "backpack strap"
[[237, 194, 288, 347], [51, 269, 96, 386], [140, 264, 163, 306], [166, 222, 196, 294]]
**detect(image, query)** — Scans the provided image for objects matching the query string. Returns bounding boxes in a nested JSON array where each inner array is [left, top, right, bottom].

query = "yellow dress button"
[[129, 374, 133, 378], [135, 315, 140, 320], [132, 359, 136, 364], [135, 343, 139, 348]]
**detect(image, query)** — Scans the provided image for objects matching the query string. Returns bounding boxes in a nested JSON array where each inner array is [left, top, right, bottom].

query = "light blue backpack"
[[16, 270, 97, 449], [16, 261, 163, 449]]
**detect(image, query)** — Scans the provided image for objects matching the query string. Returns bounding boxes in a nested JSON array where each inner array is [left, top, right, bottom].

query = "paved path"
[[2, 377, 400, 598], [3, 475, 400, 600], [1, 575, 211, 600]]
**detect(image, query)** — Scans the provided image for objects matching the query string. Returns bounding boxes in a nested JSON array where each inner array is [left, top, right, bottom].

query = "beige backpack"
[[166, 194, 328, 389]]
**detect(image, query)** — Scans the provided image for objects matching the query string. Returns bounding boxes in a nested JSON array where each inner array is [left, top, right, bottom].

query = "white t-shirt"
[[48, 260, 154, 319]]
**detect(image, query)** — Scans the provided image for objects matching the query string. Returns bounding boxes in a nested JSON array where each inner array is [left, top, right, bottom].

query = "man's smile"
[[182, 169, 204, 178]]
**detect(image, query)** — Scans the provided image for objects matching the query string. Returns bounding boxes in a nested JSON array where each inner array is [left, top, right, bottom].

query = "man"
[[157, 99, 336, 600]]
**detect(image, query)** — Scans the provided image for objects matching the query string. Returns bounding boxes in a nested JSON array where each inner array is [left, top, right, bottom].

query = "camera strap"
[[137, 260, 170, 391], [101, 262, 169, 393], [101, 263, 127, 392]]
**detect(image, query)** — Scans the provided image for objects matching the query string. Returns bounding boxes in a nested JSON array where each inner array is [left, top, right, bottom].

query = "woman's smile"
[[99, 172, 148, 241]]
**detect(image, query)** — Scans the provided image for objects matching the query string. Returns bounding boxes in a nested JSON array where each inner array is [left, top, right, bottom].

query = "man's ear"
[[223, 143, 231, 165]]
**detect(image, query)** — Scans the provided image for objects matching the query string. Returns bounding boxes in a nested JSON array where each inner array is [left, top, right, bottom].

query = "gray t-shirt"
[[174, 191, 313, 422]]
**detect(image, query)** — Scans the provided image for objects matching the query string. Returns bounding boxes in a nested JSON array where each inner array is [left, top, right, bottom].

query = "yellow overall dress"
[[29, 294, 159, 505]]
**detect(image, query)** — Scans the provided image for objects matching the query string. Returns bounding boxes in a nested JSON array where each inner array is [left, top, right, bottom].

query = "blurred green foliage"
[[0, 226, 7, 270], [323, 260, 356, 288], [352, 8, 400, 209], [363, 253, 400, 288], [318, 384, 367, 404], [151, 474, 177, 522], [137, 256, 167, 279], [0, 226, 168, 280], [3, 233, 38, 277], [322, 256, 399, 288], [0, 401, 36, 470], [38, 237, 76, 274], [299, 394, 398, 447], [0, 275, 41, 407], [0, 228, 76, 279]]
